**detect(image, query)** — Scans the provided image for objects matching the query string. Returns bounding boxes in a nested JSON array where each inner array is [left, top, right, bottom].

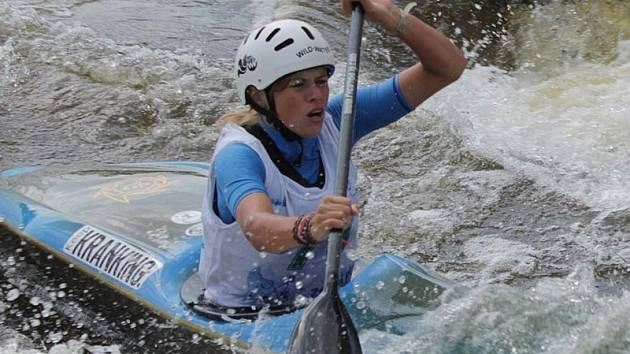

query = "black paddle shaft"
[[287, 4, 365, 354], [325, 2, 364, 293]]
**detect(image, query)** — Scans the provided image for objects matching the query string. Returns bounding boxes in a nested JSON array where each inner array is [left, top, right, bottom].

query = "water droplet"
[[305, 251, 315, 259], [29, 296, 41, 306], [355, 301, 366, 310], [398, 275, 407, 284], [48, 331, 63, 344], [295, 281, 303, 289], [294, 295, 309, 307], [346, 249, 359, 261], [259, 252, 267, 259], [59, 283, 67, 289], [6, 256, 15, 266], [304, 192, 311, 200], [57, 291, 66, 298], [6, 289, 20, 301], [375, 281, 385, 290]]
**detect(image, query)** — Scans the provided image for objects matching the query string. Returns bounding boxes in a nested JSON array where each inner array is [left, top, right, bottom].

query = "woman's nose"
[[306, 84, 325, 102]]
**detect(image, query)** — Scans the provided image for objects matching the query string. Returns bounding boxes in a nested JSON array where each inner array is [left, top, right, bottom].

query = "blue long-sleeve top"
[[214, 75, 413, 223]]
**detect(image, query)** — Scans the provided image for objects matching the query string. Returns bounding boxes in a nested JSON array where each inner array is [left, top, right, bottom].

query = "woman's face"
[[272, 66, 330, 139]]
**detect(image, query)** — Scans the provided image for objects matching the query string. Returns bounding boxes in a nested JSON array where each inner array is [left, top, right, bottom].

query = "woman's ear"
[[246, 87, 268, 109]]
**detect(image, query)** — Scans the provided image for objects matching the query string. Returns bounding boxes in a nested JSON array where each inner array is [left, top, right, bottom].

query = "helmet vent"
[[255, 27, 266, 40], [274, 38, 294, 51], [301, 26, 314, 40], [266, 28, 280, 42]]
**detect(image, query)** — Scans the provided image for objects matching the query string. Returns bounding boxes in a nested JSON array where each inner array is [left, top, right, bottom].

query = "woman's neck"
[[259, 118, 319, 164]]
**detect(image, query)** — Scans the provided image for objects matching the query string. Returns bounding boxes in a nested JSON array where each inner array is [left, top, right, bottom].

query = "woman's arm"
[[341, 0, 467, 107], [236, 193, 358, 253], [215, 146, 358, 253], [328, 76, 412, 144]]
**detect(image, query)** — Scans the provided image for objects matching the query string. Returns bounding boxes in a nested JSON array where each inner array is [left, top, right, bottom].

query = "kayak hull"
[[0, 162, 454, 352]]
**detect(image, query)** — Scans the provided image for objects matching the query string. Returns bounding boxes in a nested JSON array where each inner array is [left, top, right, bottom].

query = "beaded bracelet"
[[292, 213, 315, 245], [299, 214, 315, 244], [292, 215, 306, 244]]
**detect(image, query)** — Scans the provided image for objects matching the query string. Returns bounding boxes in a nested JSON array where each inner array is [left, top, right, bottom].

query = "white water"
[[434, 2, 630, 212], [2, 0, 630, 353], [362, 265, 630, 354], [356, 3, 630, 352]]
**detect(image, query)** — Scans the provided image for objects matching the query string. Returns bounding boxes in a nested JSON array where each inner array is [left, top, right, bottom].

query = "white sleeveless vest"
[[199, 113, 359, 308]]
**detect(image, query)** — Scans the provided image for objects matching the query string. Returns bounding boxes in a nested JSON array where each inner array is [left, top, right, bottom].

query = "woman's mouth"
[[307, 109, 324, 122]]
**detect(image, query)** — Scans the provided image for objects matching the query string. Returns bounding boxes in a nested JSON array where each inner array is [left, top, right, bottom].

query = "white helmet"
[[234, 19, 335, 104]]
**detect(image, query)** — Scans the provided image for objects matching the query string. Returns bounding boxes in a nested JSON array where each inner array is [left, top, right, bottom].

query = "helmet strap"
[[245, 90, 304, 167], [263, 88, 303, 143]]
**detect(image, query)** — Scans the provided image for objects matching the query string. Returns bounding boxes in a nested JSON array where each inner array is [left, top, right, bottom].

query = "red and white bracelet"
[[292, 213, 316, 245]]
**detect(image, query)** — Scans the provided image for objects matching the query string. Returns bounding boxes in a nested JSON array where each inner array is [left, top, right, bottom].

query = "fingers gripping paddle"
[[287, 4, 365, 354]]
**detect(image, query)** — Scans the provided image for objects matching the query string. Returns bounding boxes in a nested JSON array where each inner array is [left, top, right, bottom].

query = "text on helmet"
[[296, 46, 330, 58]]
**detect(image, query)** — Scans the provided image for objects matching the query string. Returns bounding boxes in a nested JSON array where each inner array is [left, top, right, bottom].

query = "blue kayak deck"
[[0, 162, 455, 352]]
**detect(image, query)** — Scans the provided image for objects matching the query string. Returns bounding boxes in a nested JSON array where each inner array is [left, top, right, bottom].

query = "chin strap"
[[245, 90, 304, 167]]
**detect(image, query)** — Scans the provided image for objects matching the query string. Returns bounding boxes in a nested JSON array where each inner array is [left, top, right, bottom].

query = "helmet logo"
[[237, 55, 258, 77], [296, 45, 330, 58]]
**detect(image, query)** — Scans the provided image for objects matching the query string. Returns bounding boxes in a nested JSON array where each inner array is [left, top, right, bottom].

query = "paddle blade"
[[287, 289, 362, 354]]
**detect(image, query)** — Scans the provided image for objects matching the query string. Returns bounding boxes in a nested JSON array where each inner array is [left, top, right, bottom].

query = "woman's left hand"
[[340, 0, 399, 32], [341, 0, 466, 108]]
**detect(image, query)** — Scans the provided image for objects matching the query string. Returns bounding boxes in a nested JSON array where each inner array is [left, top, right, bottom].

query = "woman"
[[199, 0, 466, 315]]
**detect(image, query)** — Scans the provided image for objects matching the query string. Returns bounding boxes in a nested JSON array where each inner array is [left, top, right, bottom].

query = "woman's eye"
[[316, 79, 328, 86], [289, 79, 304, 88]]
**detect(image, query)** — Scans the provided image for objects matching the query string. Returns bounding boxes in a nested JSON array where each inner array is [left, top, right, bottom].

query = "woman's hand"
[[236, 193, 358, 252], [340, 0, 466, 107], [340, 0, 399, 32], [309, 195, 359, 242]]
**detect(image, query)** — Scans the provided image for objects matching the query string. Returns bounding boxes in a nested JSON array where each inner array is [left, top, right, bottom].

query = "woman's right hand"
[[309, 195, 359, 242]]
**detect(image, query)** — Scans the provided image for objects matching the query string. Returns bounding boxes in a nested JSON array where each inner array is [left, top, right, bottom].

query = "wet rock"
[[597, 208, 630, 234]]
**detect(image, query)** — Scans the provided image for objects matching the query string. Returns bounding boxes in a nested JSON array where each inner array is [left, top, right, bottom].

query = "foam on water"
[[361, 264, 630, 354], [429, 1, 630, 211]]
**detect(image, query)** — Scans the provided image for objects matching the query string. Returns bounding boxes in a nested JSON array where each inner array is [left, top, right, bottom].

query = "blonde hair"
[[215, 106, 260, 129]]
